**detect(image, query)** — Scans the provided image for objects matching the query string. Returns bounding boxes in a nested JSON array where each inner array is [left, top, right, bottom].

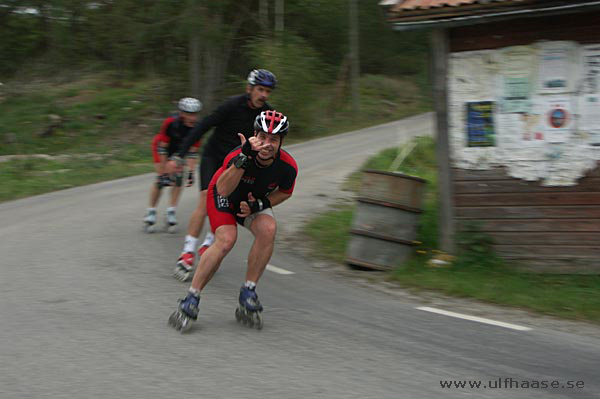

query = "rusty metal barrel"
[[346, 169, 426, 270]]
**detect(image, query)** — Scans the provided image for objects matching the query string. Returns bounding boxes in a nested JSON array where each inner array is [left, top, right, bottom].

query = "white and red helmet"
[[254, 110, 289, 136]]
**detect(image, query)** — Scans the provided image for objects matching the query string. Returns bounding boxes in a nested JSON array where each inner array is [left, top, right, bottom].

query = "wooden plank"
[[455, 192, 600, 206], [452, 167, 510, 181], [454, 178, 600, 194], [489, 232, 600, 246], [502, 258, 600, 274], [495, 245, 600, 257], [455, 206, 600, 219], [459, 219, 600, 232], [432, 27, 455, 253], [452, 165, 600, 181], [358, 171, 425, 209]]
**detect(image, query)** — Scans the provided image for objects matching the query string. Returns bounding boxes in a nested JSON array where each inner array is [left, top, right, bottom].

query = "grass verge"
[[1, 72, 429, 202], [304, 136, 600, 323]]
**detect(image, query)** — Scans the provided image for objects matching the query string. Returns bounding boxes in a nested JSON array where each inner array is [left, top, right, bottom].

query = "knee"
[[217, 232, 237, 253], [258, 219, 277, 241]]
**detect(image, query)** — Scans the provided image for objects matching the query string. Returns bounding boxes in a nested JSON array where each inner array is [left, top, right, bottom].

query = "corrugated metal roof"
[[388, 0, 523, 12], [381, 0, 600, 29]]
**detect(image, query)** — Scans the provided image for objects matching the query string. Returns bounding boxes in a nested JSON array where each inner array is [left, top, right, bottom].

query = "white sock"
[[167, 206, 176, 213], [147, 207, 156, 213], [188, 287, 200, 296], [201, 231, 215, 247], [244, 281, 256, 290], [183, 235, 198, 253]]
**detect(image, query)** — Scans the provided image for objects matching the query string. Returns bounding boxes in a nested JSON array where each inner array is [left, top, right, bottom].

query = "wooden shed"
[[381, 0, 600, 273]]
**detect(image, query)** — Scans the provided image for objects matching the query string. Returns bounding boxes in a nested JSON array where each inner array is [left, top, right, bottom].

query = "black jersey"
[[213, 146, 298, 207], [156, 116, 198, 156], [176, 94, 272, 161]]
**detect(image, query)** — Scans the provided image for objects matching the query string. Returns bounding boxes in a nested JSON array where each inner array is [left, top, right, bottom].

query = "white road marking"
[[266, 264, 295, 275], [416, 306, 532, 331]]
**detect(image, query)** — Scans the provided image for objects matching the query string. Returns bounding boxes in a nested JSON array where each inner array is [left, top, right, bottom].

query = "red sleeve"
[[278, 150, 298, 194], [222, 147, 242, 168], [157, 117, 175, 144], [192, 140, 201, 149]]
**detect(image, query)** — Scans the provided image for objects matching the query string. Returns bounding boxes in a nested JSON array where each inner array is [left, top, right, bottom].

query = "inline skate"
[[168, 292, 200, 332], [235, 286, 263, 330]]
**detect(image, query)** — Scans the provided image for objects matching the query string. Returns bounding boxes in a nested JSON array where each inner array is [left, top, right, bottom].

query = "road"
[[1, 112, 599, 398]]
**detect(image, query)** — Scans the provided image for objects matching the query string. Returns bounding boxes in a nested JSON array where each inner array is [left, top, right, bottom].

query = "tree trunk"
[[349, 0, 360, 113], [190, 32, 201, 99], [259, 0, 269, 33], [275, 0, 284, 34]]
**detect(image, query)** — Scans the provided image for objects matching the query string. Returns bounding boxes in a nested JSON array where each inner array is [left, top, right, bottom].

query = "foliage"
[[246, 33, 327, 135]]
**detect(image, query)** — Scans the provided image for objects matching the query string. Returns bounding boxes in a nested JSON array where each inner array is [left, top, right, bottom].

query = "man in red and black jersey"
[[169, 110, 297, 332], [167, 69, 276, 274], [143, 97, 202, 233]]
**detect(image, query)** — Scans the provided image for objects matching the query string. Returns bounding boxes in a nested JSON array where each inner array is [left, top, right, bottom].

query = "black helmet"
[[247, 69, 277, 89], [254, 110, 289, 136]]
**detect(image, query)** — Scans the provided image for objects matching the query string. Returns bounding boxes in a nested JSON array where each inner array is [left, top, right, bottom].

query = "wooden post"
[[431, 28, 456, 253]]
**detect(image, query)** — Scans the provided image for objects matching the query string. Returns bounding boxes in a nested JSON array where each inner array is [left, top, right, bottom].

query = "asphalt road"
[[1, 113, 599, 399]]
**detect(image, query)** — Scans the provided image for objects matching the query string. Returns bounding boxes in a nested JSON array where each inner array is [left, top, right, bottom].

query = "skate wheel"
[[235, 308, 241, 323], [168, 311, 181, 330], [179, 317, 192, 333], [144, 224, 155, 233], [173, 268, 191, 282], [254, 313, 263, 330], [167, 225, 177, 234]]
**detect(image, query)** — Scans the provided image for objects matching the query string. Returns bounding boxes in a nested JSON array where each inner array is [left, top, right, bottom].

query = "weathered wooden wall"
[[454, 165, 600, 273], [450, 11, 600, 52]]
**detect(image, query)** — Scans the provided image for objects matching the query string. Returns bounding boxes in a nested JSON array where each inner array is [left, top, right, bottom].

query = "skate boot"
[[166, 209, 177, 233], [235, 286, 264, 330], [168, 292, 200, 333], [143, 209, 157, 233], [197, 244, 210, 258], [173, 252, 194, 282]]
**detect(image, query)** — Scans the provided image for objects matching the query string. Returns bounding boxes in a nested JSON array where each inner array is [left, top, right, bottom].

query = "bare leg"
[[186, 190, 208, 238], [170, 185, 183, 207], [191, 224, 237, 291], [149, 164, 163, 207], [246, 214, 277, 283], [149, 184, 161, 208]]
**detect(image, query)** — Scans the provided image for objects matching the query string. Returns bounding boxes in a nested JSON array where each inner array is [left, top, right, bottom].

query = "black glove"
[[241, 139, 259, 159], [247, 196, 271, 214], [186, 171, 194, 187]]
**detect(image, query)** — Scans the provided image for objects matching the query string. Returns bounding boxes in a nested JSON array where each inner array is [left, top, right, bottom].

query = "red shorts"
[[206, 177, 239, 233]]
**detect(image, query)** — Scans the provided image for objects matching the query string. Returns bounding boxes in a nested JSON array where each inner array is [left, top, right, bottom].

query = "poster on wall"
[[533, 96, 574, 144], [497, 113, 544, 151], [498, 46, 537, 113], [536, 41, 578, 95], [466, 101, 495, 147], [580, 45, 600, 144]]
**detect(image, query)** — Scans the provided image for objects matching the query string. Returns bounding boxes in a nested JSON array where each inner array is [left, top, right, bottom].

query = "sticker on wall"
[[533, 96, 574, 144]]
